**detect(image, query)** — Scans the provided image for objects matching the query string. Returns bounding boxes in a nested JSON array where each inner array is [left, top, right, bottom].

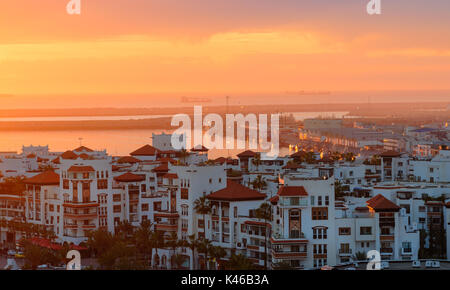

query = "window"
[[312, 207, 328, 220], [313, 228, 328, 239], [113, 205, 121, 213], [310, 196, 315, 206], [339, 227, 351, 235], [113, 194, 121, 202], [419, 206, 425, 212], [181, 188, 189, 200], [318, 196, 322, 206], [360, 227, 372, 235], [181, 205, 188, 216], [141, 203, 149, 211], [325, 196, 329, 206]]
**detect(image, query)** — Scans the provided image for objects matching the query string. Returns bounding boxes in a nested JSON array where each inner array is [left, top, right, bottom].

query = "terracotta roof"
[[355, 206, 369, 211], [237, 150, 257, 158], [191, 145, 209, 152], [114, 172, 145, 182], [24, 171, 60, 185], [282, 163, 304, 169], [244, 220, 271, 227], [152, 162, 169, 172], [130, 145, 158, 156], [78, 153, 94, 160], [163, 173, 178, 179], [117, 156, 142, 164], [51, 157, 61, 164], [26, 153, 36, 159], [74, 146, 94, 152], [277, 186, 308, 197], [68, 165, 95, 172], [380, 150, 402, 158], [206, 180, 266, 201], [156, 157, 177, 164], [367, 194, 400, 212], [61, 150, 78, 160], [290, 150, 307, 158], [269, 195, 279, 204]]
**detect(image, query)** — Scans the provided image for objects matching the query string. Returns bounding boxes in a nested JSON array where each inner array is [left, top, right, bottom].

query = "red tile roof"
[[24, 171, 60, 185], [61, 150, 78, 160], [290, 150, 307, 158], [163, 173, 178, 179], [68, 166, 95, 172], [74, 146, 94, 152], [152, 162, 169, 172], [26, 153, 36, 159], [130, 145, 158, 156], [269, 195, 279, 204], [277, 186, 308, 197], [380, 150, 402, 158], [206, 180, 266, 202], [114, 172, 145, 182], [117, 156, 142, 164], [244, 220, 271, 227], [367, 194, 400, 212], [191, 145, 209, 152], [51, 157, 61, 164], [237, 150, 257, 158]]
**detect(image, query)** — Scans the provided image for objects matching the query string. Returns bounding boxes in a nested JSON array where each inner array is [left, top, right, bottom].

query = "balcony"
[[401, 247, 412, 255], [380, 234, 395, 241], [338, 249, 353, 256], [272, 247, 307, 259], [64, 212, 97, 219], [380, 248, 393, 255], [63, 201, 99, 208], [271, 232, 307, 245]]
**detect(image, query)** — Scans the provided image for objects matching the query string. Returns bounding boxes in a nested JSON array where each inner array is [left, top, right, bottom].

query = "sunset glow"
[[1, 0, 450, 107]]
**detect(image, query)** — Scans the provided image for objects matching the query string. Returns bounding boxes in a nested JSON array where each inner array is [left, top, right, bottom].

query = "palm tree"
[[225, 253, 254, 270], [187, 234, 199, 270], [255, 202, 272, 270], [115, 220, 134, 242], [150, 231, 165, 269], [171, 253, 186, 270], [134, 220, 153, 268], [209, 245, 227, 270], [194, 196, 211, 235], [251, 154, 261, 171], [166, 232, 180, 269], [197, 238, 212, 270], [179, 149, 190, 165], [251, 175, 267, 191]]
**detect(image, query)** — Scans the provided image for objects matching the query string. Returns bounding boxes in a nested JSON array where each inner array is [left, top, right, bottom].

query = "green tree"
[[134, 220, 153, 268], [186, 234, 199, 270], [225, 254, 255, 270], [194, 196, 211, 235], [255, 202, 272, 270], [197, 238, 212, 270], [209, 246, 227, 270], [251, 175, 267, 191]]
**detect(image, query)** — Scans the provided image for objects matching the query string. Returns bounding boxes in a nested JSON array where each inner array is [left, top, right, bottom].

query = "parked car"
[[381, 261, 389, 269], [425, 260, 433, 268], [432, 261, 440, 268], [412, 260, 421, 268]]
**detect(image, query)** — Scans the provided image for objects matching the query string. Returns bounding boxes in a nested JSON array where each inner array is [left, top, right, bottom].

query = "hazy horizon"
[[1, 1, 450, 109]]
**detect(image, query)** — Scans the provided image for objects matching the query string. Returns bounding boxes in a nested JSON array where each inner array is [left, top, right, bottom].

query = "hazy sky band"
[[1, 0, 449, 106]]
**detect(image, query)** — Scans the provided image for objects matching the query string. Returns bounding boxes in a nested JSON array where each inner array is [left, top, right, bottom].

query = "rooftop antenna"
[[78, 137, 83, 147]]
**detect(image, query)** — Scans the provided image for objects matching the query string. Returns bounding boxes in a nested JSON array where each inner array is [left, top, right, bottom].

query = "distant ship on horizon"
[[180, 96, 212, 103]]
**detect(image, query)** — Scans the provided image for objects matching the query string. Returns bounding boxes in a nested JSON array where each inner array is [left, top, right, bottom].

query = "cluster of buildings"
[[300, 118, 450, 156], [1, 131, 450, 270]]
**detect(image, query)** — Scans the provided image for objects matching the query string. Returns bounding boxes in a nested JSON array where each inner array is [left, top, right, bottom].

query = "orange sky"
[[1, 0, 450, 108]]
